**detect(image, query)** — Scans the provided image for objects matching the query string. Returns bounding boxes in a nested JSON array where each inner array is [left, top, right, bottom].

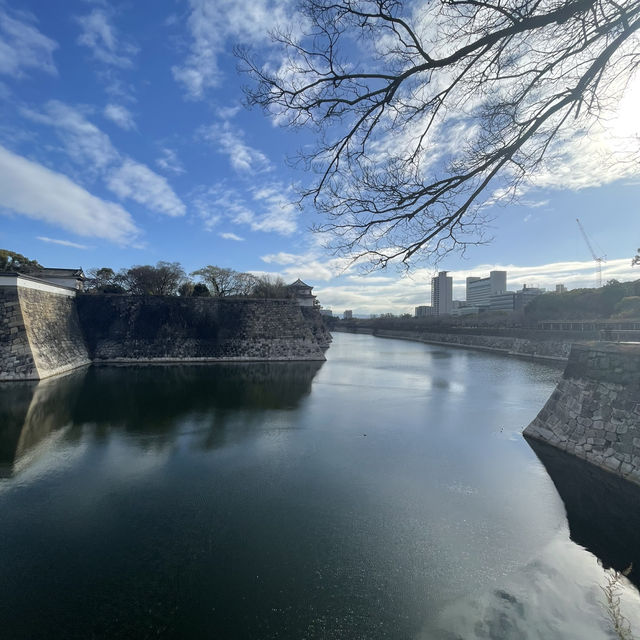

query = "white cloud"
[[261, 251, 299, 265], [107, 159, 186, 217], [22, 100, 118, 170], [244, 185, 298, 235], [0, 145, 140, 245], [191, 185, 248, 230], [37, 236, 90, 249], [219, 232, 244, 241], [192, 182, 298, 235], [156, 147, 185, 175], [0, 4, 57, 77], [260, 248, 353, 282], [22, 101, 186, 217], [217, 105, 241, 120], [172, 0, 299, 99], [203, 122, 272, 173], [103, 103, 135, 130], [75, 8, 138, 68]]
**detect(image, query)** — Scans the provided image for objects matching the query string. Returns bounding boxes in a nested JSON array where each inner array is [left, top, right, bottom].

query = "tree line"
[[0, 249, 294, 298], [85, 263, 291, 298]]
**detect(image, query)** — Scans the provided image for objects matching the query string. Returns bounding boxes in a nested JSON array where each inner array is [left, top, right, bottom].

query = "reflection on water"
[[527, 438, 640, 589], [0, 369, 86, 477], [0, 333, 638, 639], [1, 362, 323, 475]]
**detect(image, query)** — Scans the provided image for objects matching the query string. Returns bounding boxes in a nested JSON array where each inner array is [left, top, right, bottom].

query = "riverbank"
[[333, 327, 577, 362]]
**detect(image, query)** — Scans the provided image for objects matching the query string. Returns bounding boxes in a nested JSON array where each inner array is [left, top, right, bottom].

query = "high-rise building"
[[466, 270, 507, 307], [431, 271, 453, 315], [343, 310, 353, 320]]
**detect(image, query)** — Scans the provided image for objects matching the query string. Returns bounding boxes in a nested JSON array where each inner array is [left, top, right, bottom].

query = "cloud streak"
[[0, 145, 140, 245], [172, 0, 298, 99], [104, 103, 135, 130], [192, 182, 299, 236], [22, 100, 185, 217], [0, 3, 57, 78], [37, 236, 91, 249], [203, 122, 272, 173], [75, 8, 137, 68]]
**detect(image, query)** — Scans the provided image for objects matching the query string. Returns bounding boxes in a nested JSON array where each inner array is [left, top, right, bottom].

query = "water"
[[0, 332, 639, 639]]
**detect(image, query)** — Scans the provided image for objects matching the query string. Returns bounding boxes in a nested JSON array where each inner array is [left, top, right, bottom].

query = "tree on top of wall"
[[0, 249, 42, 273]]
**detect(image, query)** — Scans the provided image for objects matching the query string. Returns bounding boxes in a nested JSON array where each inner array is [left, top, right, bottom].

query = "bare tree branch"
[[238, 0, 640, 267]]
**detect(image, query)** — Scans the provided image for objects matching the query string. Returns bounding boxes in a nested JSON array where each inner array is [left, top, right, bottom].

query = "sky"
[[0, 0, 639, 316]]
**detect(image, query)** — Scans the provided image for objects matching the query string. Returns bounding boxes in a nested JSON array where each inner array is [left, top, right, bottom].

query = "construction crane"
[[576, 218, 606, 288]]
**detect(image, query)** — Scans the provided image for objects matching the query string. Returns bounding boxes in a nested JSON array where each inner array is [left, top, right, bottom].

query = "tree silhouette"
[[240, 0, 640, 267]]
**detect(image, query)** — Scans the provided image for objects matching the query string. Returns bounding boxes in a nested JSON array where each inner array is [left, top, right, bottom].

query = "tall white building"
[[466, 271, 507, 307], [431, 271, 453, 315]]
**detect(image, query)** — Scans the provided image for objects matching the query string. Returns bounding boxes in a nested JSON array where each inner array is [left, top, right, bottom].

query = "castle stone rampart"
[[0, 275, 90, 380], [524, 343, 640, 485], [74, 295, 327, 363]]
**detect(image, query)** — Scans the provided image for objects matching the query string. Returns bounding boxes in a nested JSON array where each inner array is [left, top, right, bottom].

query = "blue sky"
[[0, 0, 638, 315]]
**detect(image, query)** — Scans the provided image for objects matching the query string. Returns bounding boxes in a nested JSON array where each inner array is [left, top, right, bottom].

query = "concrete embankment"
[[335, 327, 575, 361], [524, 343, 640, 486]]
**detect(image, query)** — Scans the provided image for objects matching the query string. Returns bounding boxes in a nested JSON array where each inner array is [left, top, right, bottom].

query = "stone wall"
[[75, 295, 327, 362], [0, 277, 90, 381], [524, 343, 640, 486], [301, 306, 332, 350], [18, 287, 90, 378], [354, 328, 574, 361], [0, 287, 35, 380]]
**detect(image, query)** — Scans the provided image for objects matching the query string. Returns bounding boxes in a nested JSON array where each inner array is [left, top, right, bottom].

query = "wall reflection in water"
[[0, 361, 323, 476], [0, 369, 87, 477], [527, 437, 640, 590]]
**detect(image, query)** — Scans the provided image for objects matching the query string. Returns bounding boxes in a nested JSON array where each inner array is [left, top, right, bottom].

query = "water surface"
[[0, 332, 638, 638]]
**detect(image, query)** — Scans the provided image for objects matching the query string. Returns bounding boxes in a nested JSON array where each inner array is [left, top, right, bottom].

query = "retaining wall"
[[75, 295, 327, 363], [524, 343, 640, 486], [0, 275, 90, 380]]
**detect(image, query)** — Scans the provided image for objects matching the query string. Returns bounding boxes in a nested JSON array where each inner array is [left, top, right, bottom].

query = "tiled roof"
[[288, 278, 312, 289]]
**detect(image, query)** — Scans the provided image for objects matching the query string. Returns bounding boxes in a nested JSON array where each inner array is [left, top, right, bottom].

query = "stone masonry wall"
[[524, 343, 640, 486], [18, 287, 90, 379], [301, 306, 332, 350], [75, 295, 326, 362], [0, 287, 37, 380]]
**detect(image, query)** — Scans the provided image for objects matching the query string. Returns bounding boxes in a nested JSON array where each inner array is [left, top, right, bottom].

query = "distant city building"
[[343, 310, 353, 320], [451, 306, 483, 316], [514, 285, 545, 311], [466, 271, 507, 307], [490, 292, 516, 311], [431, 271, 453, 315], [414, 305, 434, 318], [487, 285, 545, 312], [319, 309, 333, 317], [287, 279, 316, 307], [555, 284, 567, 294]]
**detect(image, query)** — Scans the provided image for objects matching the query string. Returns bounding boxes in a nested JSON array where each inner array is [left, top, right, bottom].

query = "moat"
[[1, 332, 639, 638]]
